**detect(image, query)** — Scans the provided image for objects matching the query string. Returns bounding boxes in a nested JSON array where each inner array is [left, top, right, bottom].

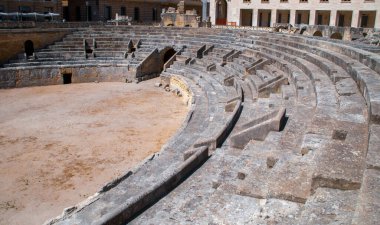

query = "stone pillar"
[[375, 12, 380, 29], [290, 9, 296, 26], [178, 1, 185, 14], [330, 10, 337, 26], [351, 10, 359, 28], [309, 10, 316, 25], [202, 0, 207, 21], [271, 9, 277, 27], [252, 8, 258, 27], [210, 0, 216, 25]]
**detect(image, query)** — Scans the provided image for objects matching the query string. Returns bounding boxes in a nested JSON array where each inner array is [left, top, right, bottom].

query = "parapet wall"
[[0, 65, 131, 88], [169, 75, 193, 105]]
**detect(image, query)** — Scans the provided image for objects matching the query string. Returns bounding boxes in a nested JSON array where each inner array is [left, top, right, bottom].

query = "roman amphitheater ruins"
[[0, 0, 379, 225]]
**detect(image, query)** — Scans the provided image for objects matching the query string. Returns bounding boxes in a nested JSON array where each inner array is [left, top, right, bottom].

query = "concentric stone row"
[[0, 26, 378, 225]]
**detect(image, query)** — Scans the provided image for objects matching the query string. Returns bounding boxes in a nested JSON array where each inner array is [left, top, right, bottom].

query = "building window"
[[134, 7, 140, 21], [361, 15, 368, 27], [300, 0, 308, 2], [121, 6, 126, 16], [0, 5, 3, 20], [152, 8, 158, 21], [261, 0, 269, 3], [88, 6, 92, 21], [280, 0, 288, 2], [105, 6, 112, 20], [76, 6, 81, 20], [320, 0, 329, 2], [243, 0, 251, 3], [45, 7, 53, 13], [19, 6, 31, 13], [341, 0, 351, 2]]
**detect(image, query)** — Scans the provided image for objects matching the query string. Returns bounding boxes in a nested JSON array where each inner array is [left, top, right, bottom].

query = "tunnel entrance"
[[330, 32, 343, 40], [313, 31, 323, 37], [63, 73, 72, 84], [161, 48, 177, 72], [163, 48, 176, 63], [24, 40, 34, 58]]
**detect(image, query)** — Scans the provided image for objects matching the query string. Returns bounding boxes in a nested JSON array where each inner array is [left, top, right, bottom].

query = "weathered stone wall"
[[162, 13, 200, 27], [0, 21, 36, 29], [135, 49, 162, 81], [0, 29, 73, 65], [0, 66, 129, 88], [302, 25, 377, 41], [170, 75, 192, 105]]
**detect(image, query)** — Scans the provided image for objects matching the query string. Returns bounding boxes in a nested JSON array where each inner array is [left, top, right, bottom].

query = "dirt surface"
[[0, 78, 188, 225]]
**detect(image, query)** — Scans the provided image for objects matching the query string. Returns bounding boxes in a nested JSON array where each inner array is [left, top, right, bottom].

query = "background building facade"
[[0, 0, 63, 15], [210, 0, 380, 28], [0, 0, 202, 22], [66, 0, 202, 22]]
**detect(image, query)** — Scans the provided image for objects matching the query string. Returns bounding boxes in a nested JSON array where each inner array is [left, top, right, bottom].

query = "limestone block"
[[299, 188, 358, 224], [352, 169, 380, 225], [225, 100, 237, 113], [312, 142, 365, 191], [268, 158, 313, 204], [300, 133, 329, 155], [366, 124, 380, 170], [223, 76, 234, 87]]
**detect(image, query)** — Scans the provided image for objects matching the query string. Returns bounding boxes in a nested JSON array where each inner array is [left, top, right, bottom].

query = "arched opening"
[[160, 47, 177, 71], [300, 27, 307, 35], [24, 40, 34, 58], [216, 0, 227, 25], [330, 32, 343, 40], [163, 48, 176, 63], [313, 31, 323, 37], [84, 40, 93, 54]]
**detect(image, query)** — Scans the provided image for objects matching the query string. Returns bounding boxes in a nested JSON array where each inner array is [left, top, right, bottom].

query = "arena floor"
[[0, 78, 188, 225]]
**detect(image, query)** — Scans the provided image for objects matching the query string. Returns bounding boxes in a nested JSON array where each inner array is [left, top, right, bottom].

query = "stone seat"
[[238, 53, 260, 63], [164, 67, 241, 151], [255, 37, 370, 118], [251, 34, 370, 200], [254, 43, 338, 109], [270, 35, 380, 123], [36, 51, 85, 58], [41, 47, 83, 52], [49, 73, 227, 225], [2, 59, 127, 68]]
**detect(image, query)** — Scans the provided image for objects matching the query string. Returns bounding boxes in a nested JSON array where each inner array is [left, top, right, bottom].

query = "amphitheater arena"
[[0, 25, 379, 225]]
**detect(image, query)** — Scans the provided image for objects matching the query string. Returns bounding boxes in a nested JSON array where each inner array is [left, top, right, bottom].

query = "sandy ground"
[[0, 78, 188, 225]]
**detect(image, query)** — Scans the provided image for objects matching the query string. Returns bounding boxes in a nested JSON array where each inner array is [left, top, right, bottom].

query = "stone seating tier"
[[0, 26, 378, 225]]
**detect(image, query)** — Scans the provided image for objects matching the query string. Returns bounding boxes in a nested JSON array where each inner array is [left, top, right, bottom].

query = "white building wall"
[[210, 0, 216, 24], [210, 0, 380, 28]]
